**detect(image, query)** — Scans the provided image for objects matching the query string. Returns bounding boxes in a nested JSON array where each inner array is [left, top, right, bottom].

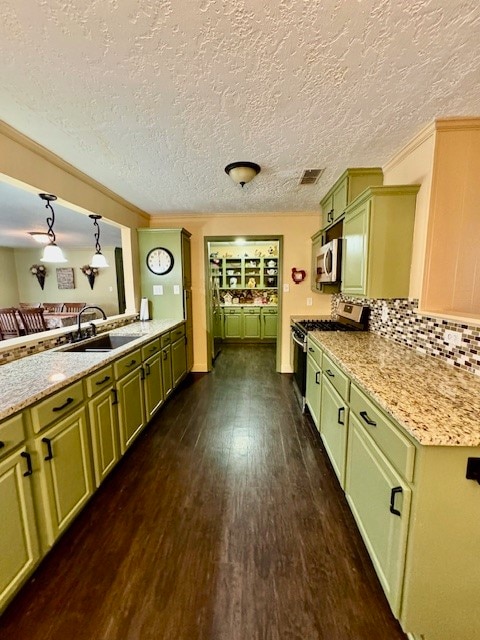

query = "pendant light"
[[89, 214, 109, 268], [39, 193, 67, 263], [224, 162, 261, 187]]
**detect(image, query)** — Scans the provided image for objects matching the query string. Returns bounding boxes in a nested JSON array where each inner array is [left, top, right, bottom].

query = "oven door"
[[291, 329, 307, 411]]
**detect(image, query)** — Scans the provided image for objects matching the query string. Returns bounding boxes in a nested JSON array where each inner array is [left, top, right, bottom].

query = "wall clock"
[[146, 247, 175, 275]]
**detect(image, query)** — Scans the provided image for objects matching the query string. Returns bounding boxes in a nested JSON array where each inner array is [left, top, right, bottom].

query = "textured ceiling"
[[1, 0, 480, 215]]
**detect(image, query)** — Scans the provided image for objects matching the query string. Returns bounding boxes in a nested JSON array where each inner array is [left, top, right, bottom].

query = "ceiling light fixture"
[[225, 162, 261, 188], [38, 193, 67, 263], [28, 232, 50, 244], [89, 214, 109, 268]]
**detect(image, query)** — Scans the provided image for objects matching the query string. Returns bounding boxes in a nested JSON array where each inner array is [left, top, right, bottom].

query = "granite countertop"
[[0, 319, 180, 422], [309, 331, 480, 447]]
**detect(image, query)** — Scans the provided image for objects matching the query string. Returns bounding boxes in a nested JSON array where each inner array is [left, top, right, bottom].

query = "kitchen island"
[[307, 330, 480, 640]]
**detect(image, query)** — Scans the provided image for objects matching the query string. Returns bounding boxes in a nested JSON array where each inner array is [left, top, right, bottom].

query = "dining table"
[[43, 310, 98, 330]]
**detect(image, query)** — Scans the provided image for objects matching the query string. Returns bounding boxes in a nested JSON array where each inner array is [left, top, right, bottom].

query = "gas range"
[[291, 302, 370, 343]]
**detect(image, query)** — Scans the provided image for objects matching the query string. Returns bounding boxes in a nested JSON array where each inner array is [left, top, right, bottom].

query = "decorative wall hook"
[[291, 267, 306, 284]]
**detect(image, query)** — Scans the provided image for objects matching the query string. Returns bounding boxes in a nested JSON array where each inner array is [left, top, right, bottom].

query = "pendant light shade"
[[38, 193, 68, 263], [89, 214, 109, 268], [225, 162, 261, 187]]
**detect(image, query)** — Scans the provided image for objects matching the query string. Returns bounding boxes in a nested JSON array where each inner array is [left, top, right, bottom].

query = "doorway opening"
[[205, 235, 283, 372]]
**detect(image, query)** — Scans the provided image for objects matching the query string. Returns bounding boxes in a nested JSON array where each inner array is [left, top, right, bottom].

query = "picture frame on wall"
[[56, 267, 75, 290]]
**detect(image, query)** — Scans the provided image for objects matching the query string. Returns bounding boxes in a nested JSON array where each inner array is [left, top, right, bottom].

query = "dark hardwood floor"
[[1, 344, 407, 640]]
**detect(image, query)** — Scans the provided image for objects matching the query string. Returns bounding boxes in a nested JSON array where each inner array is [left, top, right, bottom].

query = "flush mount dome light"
[[224, 162, 261, 187]]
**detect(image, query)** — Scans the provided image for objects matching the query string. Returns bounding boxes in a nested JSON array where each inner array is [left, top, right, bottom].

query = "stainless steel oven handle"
[[291, 331, 307, 352]]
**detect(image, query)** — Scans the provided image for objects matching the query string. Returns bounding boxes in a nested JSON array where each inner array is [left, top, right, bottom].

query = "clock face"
[[146, 247, 174, 275]]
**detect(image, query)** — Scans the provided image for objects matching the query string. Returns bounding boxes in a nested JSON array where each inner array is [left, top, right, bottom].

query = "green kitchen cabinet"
[[320, 377, 349, 488], [161, 345, 173, 401], [320, 167, 383, 228], [0, 417, 40, 613], [223, 308, 242, 338], [305, 354, 322, 431], [345, 412, 411, 617], [261, 307, 277, 339], [342, 185, 420, 298], [242, 308, 261, 339], [35, 406, 94, 548], [171, 334, 187, 388], [88, 385, 119, 488], [143, 351, 164, 420], [116, 366, 146, 454]]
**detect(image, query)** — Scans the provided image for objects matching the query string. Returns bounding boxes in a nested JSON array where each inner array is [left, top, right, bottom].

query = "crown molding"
[[0, 120, 150, 221]]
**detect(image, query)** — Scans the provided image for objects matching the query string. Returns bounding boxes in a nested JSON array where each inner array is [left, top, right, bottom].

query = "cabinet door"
[[305, 356, 322, 430], [224, 311, 242, 338], [171, 337, 187, 388], [320, 378, 349, 487], [117, 368, 146, 454], [333, 177, 348, 221], [144, 352, 164, 419], [342, 200, 370, 295], [243, 311, 261, 339], [345, 413, 411, 617], [184, 289, 194, 372], [311, 232, 324, 292], [261, 311, 277, 339], [161, 346, 173, 400], [88, 387, 119, 487], [36, 407, 94, 547], [0, 448, 39, 613], [181, 231, 192, 289]]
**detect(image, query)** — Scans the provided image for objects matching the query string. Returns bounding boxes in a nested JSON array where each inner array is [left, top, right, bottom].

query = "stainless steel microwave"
[[315, 238, 342, 286]]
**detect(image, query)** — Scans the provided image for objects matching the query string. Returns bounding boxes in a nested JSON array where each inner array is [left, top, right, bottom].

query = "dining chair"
[[42, 303, 64, 312], [62, 303, 87, 313], [0, 307, 23, 338], [17, 307, 48, 334], [19, 302, 40, 309]]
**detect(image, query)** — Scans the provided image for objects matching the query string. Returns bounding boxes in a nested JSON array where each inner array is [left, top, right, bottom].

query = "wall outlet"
[[444, 329, 462, 346], [153, 285, 163, 295], [381, 304, 389, 322], [307, 297, 313, 306], [283, 283, 290, 293]]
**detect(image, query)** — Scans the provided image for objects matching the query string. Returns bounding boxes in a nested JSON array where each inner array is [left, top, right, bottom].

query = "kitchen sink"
[[61, 334, 139, 353]]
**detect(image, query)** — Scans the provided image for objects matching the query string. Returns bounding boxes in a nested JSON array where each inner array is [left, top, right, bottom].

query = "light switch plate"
[[283, 284, 290, 293], [173, 284, 180, 295], [153, 285, 163, 295], [307, 297, 312, 306]]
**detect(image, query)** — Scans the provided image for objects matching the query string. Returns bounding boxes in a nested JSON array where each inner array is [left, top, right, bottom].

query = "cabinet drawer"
[[243, 307, 258, 315], [141, 338, 161, 360], [114, 349, 142, 379], [322, 353, 349, 401], [350, 383, 415, 482], [85, 365, 114, 398], [170, 324, 185, 342], [31, 381, 84, 433], [0, 413, 26, 457], [306, 336, 322, 368], [160, 332, 171, 348], [262, 307, 277, 315], [223, 308, 240, 315]]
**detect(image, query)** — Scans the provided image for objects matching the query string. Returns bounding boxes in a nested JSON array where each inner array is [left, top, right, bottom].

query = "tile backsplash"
[[332, 295, 480, 377]]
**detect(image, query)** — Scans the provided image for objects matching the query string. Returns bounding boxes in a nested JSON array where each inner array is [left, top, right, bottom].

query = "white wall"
[[0, 247, 20, 307]]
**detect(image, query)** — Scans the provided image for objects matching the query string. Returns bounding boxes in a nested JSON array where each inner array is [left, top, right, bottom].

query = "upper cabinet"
[[420, 118, 480, 321], [320, 168, 383, 228], [342, 185, 419, 298]]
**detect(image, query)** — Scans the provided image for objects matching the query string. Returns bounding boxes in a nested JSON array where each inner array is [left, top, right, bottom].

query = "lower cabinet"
[[305, 354, 322, 430], [35, 406, 94, 548], [116, 367, 146, 454], [143, 351, 164, 419], [162, 345, 173, 400], [88, 386, 119, 487], [243, 308, 261, 339], [172, 337, 187, 388], [320, 378, 349, 488], [224, 308, 242, 338], [345, 413, 411, 617], [261, 308, 277, 339], [0, 446, 39, 612]]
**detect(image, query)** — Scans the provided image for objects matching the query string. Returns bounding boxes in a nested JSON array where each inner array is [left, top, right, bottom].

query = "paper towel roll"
[[139, 297, 150, 321]]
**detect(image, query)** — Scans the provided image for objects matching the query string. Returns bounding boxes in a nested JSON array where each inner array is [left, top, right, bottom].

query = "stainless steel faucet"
[[74, 305, 107, 342]]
